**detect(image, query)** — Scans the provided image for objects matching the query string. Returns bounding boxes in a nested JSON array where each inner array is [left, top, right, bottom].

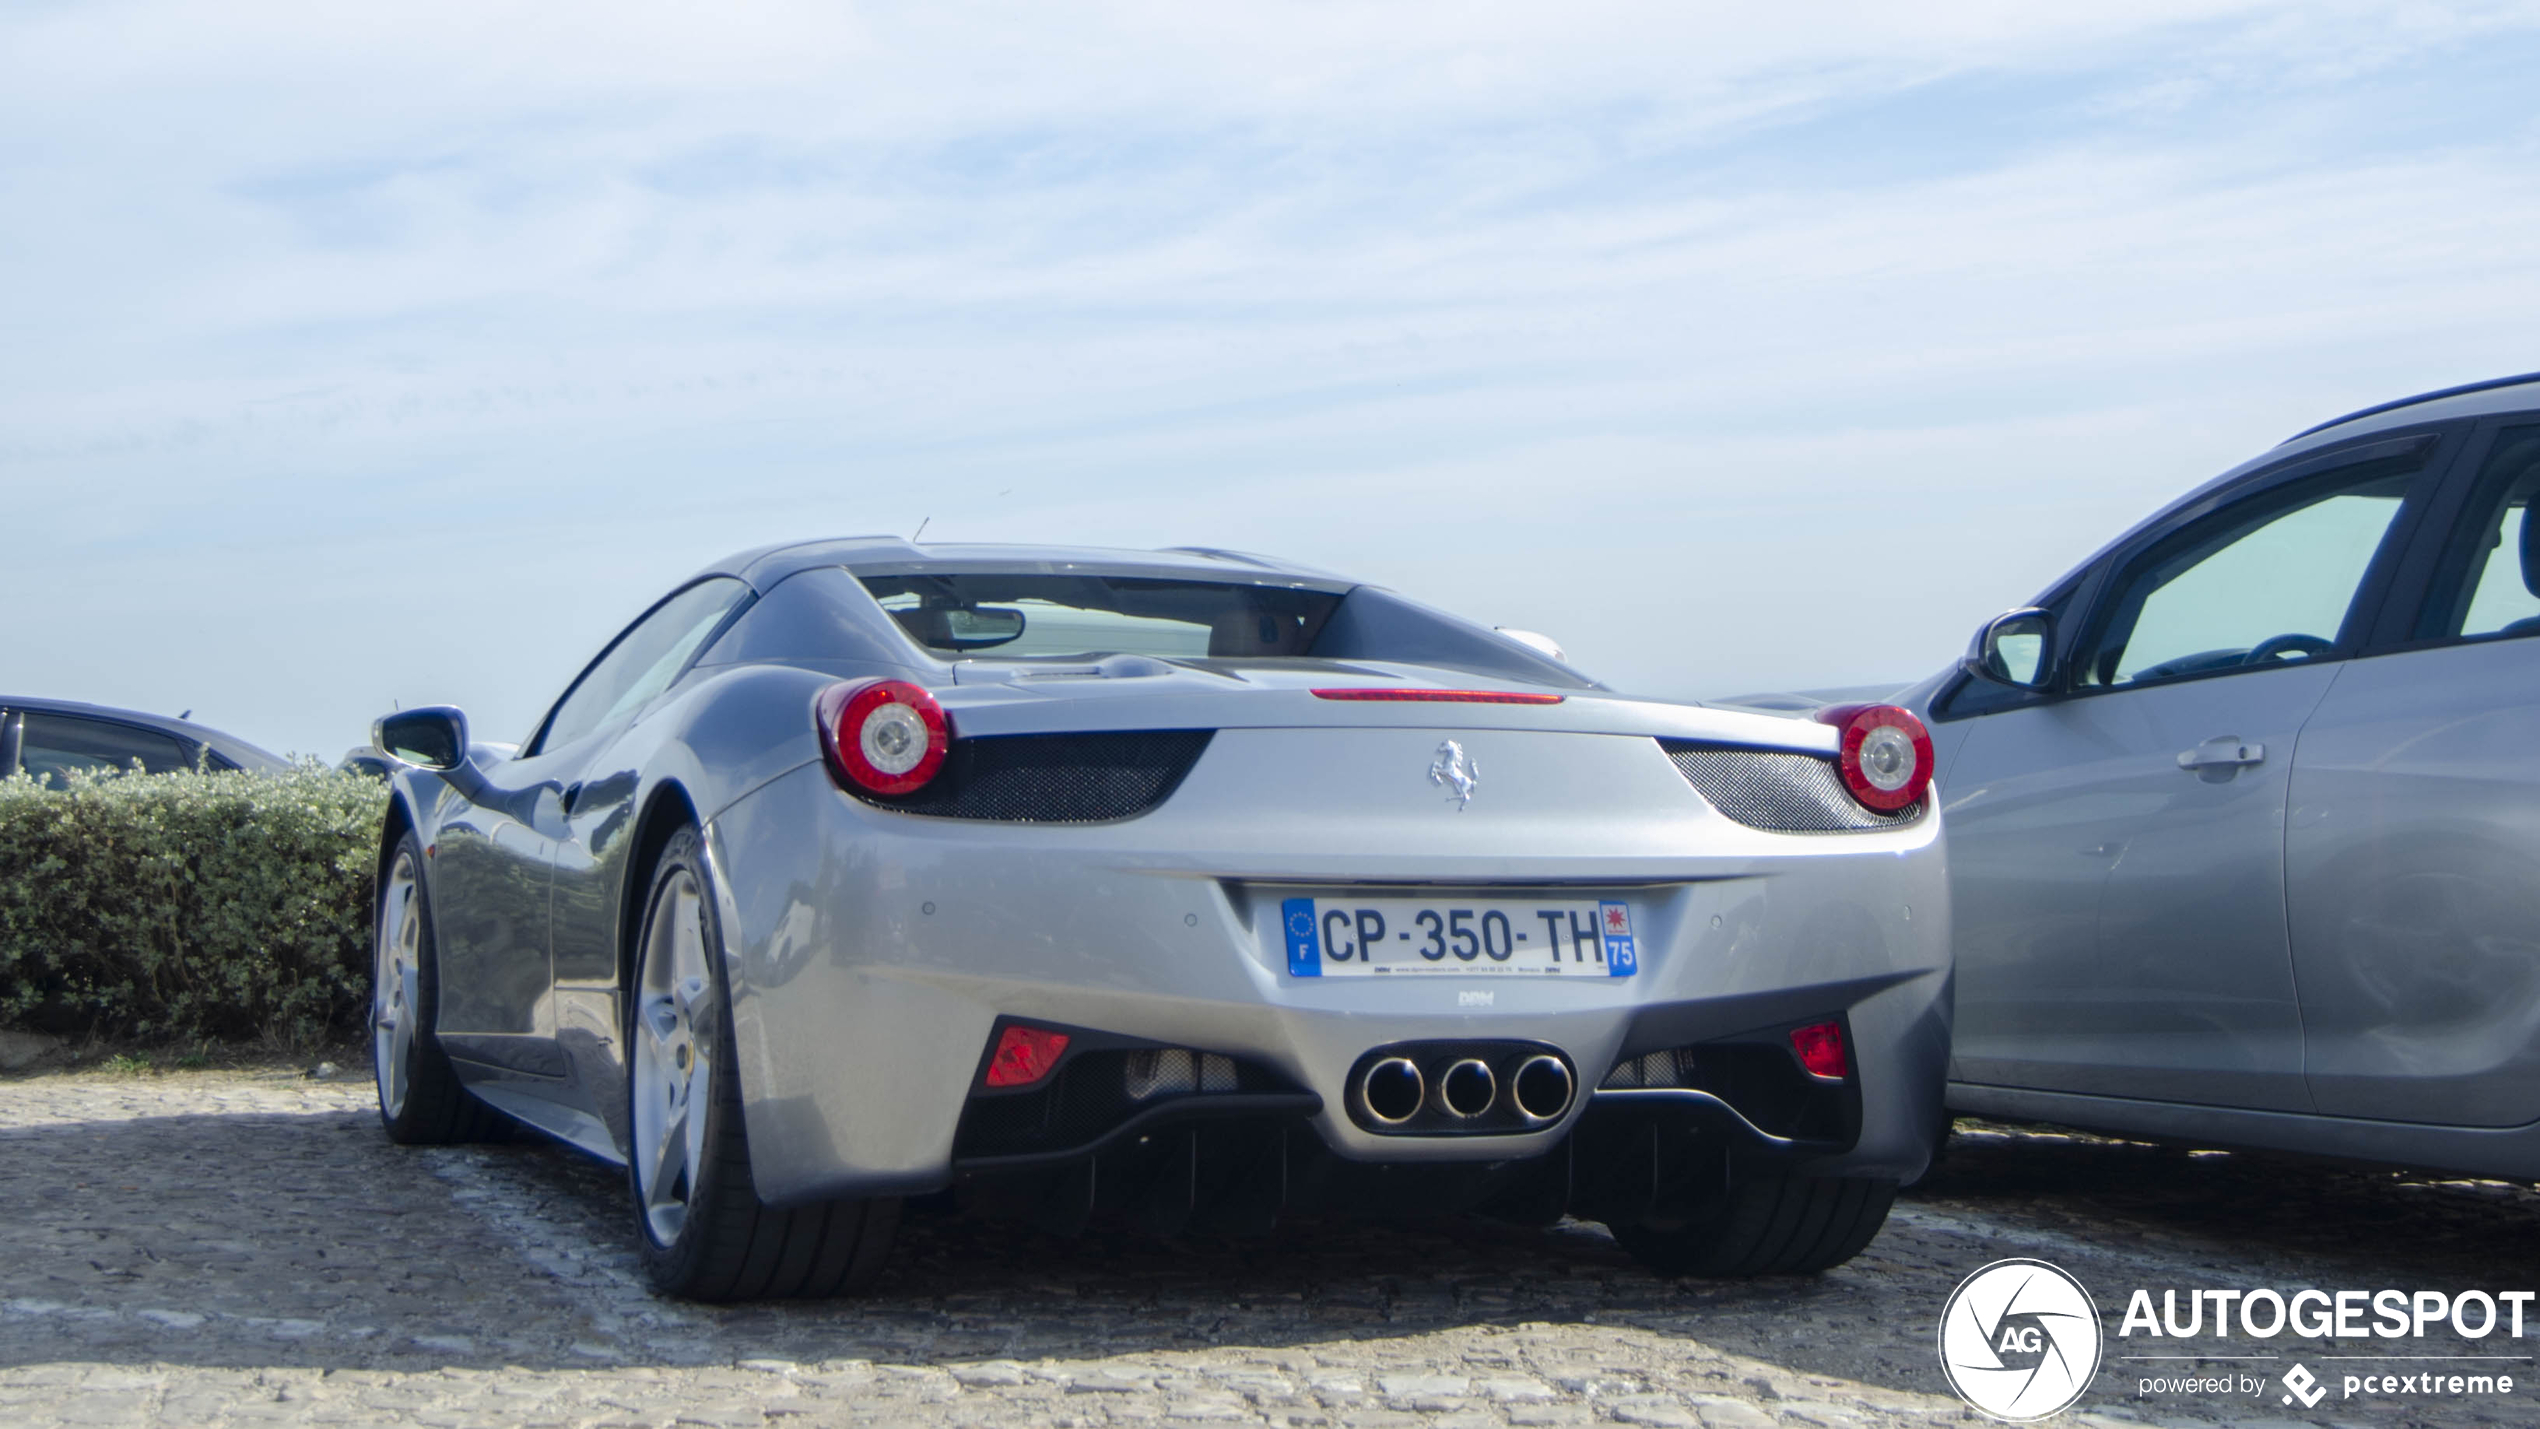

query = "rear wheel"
[[372, 832, 508, 1144], [627, 827, 899, 1301], [1609, 1173, 1895, 1278]]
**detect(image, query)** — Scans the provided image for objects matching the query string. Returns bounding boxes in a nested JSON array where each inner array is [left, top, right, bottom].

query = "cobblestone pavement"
[[3, 1068, 2536, 1428]]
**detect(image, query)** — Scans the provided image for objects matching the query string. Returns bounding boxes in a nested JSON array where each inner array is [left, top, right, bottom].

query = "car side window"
[[2415, 425, 2540, 644], [535, 578, 751, 754], [19, 713, 191, 787], [2077, 462, 2417, 690]]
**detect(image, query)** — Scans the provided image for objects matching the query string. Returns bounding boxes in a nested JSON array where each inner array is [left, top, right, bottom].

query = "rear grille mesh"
[[855, 730, 1212, 823], [1659, 740, 1920, 833]]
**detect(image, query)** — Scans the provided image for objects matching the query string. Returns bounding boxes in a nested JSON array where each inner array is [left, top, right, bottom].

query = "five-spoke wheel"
[[625, 825, 899, 1300], [631, 865, 715, 1246], [369, 830, 506, 1145], [373, 846, 423, 1121]]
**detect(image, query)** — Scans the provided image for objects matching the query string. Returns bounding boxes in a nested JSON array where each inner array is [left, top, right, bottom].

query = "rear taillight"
[[1814, 703, 1932, 814], [817, 679, 950, 796], [1311, 688, 1565, 704], [984, 1025, 1071, 1088], [1789, 1021, 1848, 1080]]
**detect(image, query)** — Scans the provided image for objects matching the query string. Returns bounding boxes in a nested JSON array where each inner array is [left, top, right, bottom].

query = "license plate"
[[1280, 896, 1639, 978]]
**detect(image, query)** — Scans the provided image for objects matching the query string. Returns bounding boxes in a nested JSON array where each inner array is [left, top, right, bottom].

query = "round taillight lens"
[[817, 679, 949, 796], [1815, 703, 1933, 814]]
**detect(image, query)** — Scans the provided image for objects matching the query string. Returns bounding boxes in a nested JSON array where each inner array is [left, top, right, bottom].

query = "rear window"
[[859, 574, 1345, 660]]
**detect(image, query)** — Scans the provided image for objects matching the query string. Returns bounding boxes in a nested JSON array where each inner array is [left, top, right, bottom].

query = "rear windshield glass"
[[859, 574, 1346, 660]]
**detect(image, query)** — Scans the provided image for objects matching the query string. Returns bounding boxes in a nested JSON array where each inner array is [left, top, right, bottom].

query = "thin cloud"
[[3, 3, 2538, 752]]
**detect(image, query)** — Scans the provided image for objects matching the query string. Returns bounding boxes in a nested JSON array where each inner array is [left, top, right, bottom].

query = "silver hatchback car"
[[1908, 371, 2540, 1178]]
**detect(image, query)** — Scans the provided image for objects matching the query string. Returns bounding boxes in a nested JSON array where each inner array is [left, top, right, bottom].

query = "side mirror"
[[1495, 628, 1567, 662], [1964, 608, 2055, 691], [374, 706, 470, 771]]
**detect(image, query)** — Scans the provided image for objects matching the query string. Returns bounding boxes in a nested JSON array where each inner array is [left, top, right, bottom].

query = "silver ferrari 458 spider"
[[367, 538, 1949, 1300]]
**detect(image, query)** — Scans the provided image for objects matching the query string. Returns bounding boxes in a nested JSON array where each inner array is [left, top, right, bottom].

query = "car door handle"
[[2176, 738, 2264, 771], [559, 781, 584, 815]]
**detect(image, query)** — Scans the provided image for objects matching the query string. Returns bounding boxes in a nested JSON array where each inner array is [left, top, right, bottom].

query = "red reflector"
[[1311, 688, 1565, 704], [1789, 1021, 1847, 1080], [984, 1025, 1071, 1088]]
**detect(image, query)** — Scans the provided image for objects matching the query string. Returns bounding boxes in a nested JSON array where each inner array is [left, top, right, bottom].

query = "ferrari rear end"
[[707, 638, 1947, 1277]]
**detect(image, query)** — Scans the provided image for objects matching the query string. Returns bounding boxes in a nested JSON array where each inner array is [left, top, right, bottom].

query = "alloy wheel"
[[372, 849, 422, 1119], [631, 869, 714, 1246]]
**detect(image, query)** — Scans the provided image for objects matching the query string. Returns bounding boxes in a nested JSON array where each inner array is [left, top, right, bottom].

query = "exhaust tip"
[[1436, 1058, 1497, 1119], [1361, 1057, 1425, 1125], [1510, 1054, 1575, 1123]]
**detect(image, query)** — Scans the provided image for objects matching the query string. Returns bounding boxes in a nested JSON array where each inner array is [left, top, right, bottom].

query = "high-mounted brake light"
[[1311, 689, 1565, 704], [1814, 703, 1933, 814], [817, 679, 950, 796], [1789, 1021, 1848, 1080], [984, 1025, 1071, 1088]]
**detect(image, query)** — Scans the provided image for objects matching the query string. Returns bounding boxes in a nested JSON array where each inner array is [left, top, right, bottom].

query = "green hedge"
[[0, 766, 387, 1046]]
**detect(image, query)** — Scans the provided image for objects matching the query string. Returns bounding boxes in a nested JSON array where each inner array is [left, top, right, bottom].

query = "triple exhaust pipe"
[[1353, 1046, 1575, 1133]]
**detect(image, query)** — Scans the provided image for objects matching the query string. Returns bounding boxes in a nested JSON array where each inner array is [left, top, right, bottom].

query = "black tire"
[[372, 830, 510, 1145], [1610, 1174, 1896, 1278], [626, 827, 899, 1301]]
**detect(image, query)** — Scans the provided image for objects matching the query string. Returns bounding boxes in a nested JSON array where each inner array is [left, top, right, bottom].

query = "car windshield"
[[858, 573, 1346, 660]]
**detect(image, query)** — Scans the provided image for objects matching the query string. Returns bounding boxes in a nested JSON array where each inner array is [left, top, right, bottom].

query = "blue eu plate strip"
[[1600, 900, 1638, 977], [1282, 897, 1322, 977]]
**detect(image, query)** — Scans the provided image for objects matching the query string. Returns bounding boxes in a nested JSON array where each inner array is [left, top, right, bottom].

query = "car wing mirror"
[[1963, 608, 2055, 691], [374, 706, 470, 771]]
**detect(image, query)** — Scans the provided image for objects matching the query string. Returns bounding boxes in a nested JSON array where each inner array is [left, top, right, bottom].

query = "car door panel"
[[2285, 420, 2540, 1125], [1949, 665, 2335, 1108], [506, 576, 754, 1150], [425, 772, 558, 1047], [2286, 641, 2540, 1125], [550, 758, 645, 1153], [1945, 435, 2439, 1112]]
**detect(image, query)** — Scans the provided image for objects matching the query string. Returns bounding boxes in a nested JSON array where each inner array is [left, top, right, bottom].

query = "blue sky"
[[6, 1, 2540, 757]]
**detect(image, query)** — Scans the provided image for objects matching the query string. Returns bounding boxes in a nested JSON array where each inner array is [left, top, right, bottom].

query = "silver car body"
[[1909, 373, 2540, 1178], [386, 539, 1950, 1209]]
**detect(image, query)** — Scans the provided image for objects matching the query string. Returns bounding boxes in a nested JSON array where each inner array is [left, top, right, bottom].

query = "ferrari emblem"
[[1428, 740, 1479, 810]]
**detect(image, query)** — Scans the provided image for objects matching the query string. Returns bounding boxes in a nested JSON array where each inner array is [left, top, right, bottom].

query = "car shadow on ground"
[[4, 1102, 2535, 1397], [1913, 1121, 2540, 1287]]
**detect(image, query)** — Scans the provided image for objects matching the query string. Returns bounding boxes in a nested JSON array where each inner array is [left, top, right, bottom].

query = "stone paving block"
[[1374, 1374, 1467, 1398], [1689, 1398, 1776, 1429], [1608, 1396, 1700, 1429], [950, 1363, 1030, 1389]]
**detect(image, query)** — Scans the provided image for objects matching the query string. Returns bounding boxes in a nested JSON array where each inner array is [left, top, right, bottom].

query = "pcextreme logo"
[[1938, 1259, 2104, 1421]]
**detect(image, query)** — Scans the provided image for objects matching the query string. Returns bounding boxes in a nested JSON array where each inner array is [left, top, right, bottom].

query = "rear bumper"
[[706, 751, 1950, 1206]]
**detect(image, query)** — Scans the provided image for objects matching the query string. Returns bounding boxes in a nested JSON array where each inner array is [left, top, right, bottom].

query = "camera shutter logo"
[[1938, 1258, 2103, 1421]]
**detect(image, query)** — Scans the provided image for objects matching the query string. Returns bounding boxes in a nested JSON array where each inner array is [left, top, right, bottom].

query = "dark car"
[[0, 698, 291, 786]]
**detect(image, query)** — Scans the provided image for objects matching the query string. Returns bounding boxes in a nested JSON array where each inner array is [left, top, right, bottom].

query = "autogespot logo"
[[1939, 1258, 2105, 1421]]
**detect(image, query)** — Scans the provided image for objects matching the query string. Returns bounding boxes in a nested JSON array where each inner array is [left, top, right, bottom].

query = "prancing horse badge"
[[1428, 739, 1478, 810]]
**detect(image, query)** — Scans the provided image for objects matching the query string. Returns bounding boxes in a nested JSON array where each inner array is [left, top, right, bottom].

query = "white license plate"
[[1280, 896, 1639, 978]]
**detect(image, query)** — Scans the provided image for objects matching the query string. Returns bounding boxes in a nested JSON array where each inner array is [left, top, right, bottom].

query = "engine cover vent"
[[1659, 740, 1921, 833], [854, 729, 1213, 823]]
